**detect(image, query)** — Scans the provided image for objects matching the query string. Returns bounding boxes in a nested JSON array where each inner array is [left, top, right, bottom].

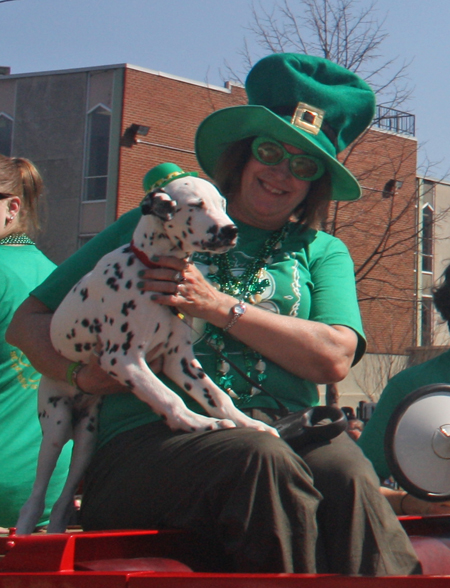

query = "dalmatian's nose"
[[218, 224, 238, 245]]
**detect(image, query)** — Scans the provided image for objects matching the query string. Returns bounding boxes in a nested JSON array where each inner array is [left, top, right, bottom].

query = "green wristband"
[[66, 361, 83, 387]]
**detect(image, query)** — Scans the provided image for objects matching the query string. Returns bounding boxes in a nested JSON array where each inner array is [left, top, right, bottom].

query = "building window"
[[421, 296, 433, 346], [0, 113, 13, 156], [422, 204, 433, 273], [78, 234, 96, 249], [83, 104, 111, 201]]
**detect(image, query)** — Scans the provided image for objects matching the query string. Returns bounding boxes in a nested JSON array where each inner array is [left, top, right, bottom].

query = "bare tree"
[[225, 0, 412, 109]]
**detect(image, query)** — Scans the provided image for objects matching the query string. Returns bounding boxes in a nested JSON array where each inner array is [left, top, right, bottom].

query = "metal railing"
[[372, 105, 416, 137]]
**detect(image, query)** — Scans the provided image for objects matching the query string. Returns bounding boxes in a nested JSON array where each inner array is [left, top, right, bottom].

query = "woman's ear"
[[8, 196, 21, 217]]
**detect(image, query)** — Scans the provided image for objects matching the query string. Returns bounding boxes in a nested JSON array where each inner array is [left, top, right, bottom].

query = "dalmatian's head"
[[141, 176, 238, 254]]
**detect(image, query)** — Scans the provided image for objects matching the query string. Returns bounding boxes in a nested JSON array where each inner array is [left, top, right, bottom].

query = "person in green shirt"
[[7, 54, 419, 575], [359, 265, 450, 516], [0, 154, 71, 530]]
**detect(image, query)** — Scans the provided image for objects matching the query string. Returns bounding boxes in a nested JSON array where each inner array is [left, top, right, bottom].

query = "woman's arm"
[[6, 296, 129, 395], [380, 487, 450, 516], [139, 257, 358, 384]]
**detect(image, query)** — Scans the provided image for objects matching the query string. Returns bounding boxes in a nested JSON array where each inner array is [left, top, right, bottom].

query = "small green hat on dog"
[[195, 53, 376, 201], [142, 162, 198, 194]]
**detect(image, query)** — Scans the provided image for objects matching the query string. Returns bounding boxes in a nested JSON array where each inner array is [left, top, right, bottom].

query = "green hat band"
[[142, 162, 198, 194]]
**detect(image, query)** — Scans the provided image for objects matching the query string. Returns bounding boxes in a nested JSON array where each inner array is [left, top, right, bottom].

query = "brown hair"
[[0, 154, 44, 236], [213, 137, 332, 230], [433, 264, 450, 330]]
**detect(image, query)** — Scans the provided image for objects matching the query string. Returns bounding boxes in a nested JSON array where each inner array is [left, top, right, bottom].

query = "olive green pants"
[[81, 422, 420, 575]]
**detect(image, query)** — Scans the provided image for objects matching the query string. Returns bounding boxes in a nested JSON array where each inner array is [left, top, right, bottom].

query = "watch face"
[[234, 304, 245, 315]]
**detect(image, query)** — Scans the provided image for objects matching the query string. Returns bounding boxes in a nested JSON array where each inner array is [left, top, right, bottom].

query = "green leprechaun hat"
[[142, 162, 198, 194], [195, 53, 376, 201]]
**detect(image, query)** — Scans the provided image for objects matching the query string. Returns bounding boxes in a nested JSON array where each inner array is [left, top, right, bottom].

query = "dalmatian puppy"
[[16, 165, 276, 535]]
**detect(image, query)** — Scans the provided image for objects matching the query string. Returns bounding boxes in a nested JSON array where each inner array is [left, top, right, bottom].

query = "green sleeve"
[[308, 235, 366, 364], [32, 208, 141, 311]]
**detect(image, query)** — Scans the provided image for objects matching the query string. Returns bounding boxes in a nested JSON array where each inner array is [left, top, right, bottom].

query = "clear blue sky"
[[1, 0, 450, 178]]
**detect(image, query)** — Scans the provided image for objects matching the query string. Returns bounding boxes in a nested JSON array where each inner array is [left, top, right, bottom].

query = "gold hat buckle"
[[291, 102, 325, 136]]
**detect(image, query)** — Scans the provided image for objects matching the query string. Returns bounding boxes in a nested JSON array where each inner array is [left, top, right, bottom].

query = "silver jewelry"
[[223, 301, 246, 333], [174, 271, 184, 283]]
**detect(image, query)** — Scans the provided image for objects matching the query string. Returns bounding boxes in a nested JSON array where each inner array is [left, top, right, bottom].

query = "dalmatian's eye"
[[220, 197, 227, 212]]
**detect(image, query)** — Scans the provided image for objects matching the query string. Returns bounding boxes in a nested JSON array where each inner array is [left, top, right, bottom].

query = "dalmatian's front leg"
[[163, 345, 278, 436], [101, 353, 237, 432]]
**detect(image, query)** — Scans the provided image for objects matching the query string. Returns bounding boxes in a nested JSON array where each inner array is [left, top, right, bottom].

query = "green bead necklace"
[[0, 233, 35, 246], [206, 223, 290, 403]]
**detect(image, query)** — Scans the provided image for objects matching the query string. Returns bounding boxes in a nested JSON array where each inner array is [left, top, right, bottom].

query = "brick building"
[[0, 63, 423, 406]]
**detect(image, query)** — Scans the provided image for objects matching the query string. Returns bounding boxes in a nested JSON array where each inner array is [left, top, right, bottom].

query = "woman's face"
[[227, 142, 312, 230]]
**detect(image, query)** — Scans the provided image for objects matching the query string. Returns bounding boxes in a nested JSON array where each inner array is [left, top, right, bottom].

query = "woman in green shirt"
[[7, 54, 419, 575], [0, 155, 71, 529]]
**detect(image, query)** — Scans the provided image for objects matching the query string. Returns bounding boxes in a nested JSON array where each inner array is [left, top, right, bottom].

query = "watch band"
[[223, 301, 247, 333]]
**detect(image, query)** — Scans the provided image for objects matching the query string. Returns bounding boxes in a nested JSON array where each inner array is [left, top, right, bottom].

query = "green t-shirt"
[[358, 349, 450, 480], [33, 209, 366, 448], [0, 245, 72, 528]]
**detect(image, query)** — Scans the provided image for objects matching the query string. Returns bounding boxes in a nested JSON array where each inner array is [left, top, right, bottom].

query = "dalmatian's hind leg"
[[16, 377, 75, 535], [46, 394, 101, 533]]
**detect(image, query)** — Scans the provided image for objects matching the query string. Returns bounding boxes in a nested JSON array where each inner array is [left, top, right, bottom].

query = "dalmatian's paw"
[[231, 414, 280, 437], [165, 413, 237, 433]]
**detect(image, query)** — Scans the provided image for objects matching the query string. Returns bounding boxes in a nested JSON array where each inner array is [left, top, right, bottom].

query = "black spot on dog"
[[181, 358, 198, 380], [80, 288, 89, 301], [122, 332, 134, 354], [123, 245, 132, 253], [110, 343, 119, 353], [203, 388, 217, 408], [108, 370, 118, 377], [111, 358, 117, 366], [127, 255, 135, 266], [48, 396, 63, 408], [185, 383, 192, 391], [113, 263, 123, 280], [87, 422, 96, 433], [83, 343, 92, 351], [154, 323, 160, 333], [125, 380, 134, 390], [106, 277, 119, 291], [81, 319, 90, 327], [125, 280, 132, 289], [121, 300, 136, 316], [121, 322, 129, 333], [174, 346, 179, 354], [75, 343, 83, 353]]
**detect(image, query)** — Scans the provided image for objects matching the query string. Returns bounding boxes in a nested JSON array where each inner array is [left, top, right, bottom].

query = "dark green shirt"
[[358, 349, 450, 479]]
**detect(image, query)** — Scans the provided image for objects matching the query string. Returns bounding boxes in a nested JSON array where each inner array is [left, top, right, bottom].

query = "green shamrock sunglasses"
[[251, 137, 325, 182]]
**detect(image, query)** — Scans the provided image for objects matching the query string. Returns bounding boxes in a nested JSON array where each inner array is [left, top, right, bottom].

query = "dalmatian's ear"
[[141, 190, 177, 221]]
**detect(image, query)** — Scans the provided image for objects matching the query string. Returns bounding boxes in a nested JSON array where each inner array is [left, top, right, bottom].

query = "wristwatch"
[[223, 301, 247, 333]]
